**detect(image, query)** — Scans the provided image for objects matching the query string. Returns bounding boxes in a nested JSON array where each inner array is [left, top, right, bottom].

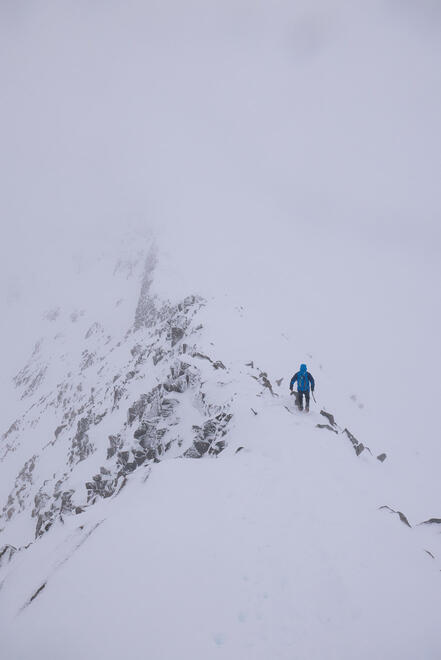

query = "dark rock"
[[54, 424, 67, 439], [209, 440, 225, 456], [133, 423, 149, 440], [171, 327, 185, 347], [69, 416, 94, 465], [127, 394, 150, 425], [2, 420, 19, 439], [203, 420, 218, 441], [213, 361, 226, 370], [29, 583, 46, 604], [316, 424, 338, 434], [85, 322, 103, 339], [193, 351, 212, 363], [153, 349, 165, 365], [80, 350, 95, 370], [163, 378, 188, 394], [133, 450, 147, 466], [320, 410, 337, 427], [94, 412, 106, 425], [0, 544, 17, 568], [35, 513, 53, 538], [377, 453, 387, 462], [259, 372, 277, 396], [160, 398, 178, 418], [60, 490, 74, 513], [183, 445, 203, 459], [130, 344, 142, 357], [398, 511, 412, 527], [138, 424, 158, 448], [379, 505, 412, 528], [419, 518, 441, 526], [15, 365, 48, 399], [343, 428, 358, 446], [118, 451, 130, 465], [194, 440, 210, 456], [343, 428, 371, 457], [107, 434, 122, 459], [113, 385, 125, 409]]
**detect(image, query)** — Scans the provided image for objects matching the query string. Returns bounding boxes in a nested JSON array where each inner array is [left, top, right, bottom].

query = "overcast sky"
[[1, 0, 440, 371], [1, 0, 440, 286]]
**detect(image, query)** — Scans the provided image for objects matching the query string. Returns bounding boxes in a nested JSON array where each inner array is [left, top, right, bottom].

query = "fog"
[[1, 1, 440, 484], [1, 1, 440, 271]]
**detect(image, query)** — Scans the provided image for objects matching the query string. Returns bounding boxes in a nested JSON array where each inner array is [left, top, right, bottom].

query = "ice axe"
[[311, 391, 316, 404]]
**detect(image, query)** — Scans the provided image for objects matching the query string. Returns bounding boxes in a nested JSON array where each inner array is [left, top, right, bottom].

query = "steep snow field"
[[1, 238, 441, 659], [1, 371, 441, 660]]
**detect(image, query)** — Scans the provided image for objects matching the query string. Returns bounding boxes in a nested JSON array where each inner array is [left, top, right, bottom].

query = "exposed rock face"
[[68, 415, 95, 465], [185, 413, 232, 458], [0, 250, 236, 542]]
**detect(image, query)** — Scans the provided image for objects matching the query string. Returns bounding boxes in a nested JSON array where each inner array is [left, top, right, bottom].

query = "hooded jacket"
[[290, 364, 315, 393]]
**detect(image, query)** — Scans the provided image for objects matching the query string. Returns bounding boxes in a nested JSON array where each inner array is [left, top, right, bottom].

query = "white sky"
[[0, 1, 440, 483]]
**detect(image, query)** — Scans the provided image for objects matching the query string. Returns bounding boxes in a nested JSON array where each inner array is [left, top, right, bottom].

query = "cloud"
[[0, 0, 439, 302]]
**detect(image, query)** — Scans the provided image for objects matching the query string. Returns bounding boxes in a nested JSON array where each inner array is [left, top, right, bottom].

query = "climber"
[[290, 364, 315, 412]]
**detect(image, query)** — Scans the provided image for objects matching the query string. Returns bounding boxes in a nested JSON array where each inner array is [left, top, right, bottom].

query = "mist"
[[1, 1, 440, 483], [1, 0, 440, 266]]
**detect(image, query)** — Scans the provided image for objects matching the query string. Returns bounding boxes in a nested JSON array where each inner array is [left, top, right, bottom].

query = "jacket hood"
[[300, 364, 307, 373]]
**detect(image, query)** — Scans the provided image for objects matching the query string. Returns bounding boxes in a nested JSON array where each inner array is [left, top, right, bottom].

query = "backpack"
[[297, 371, 309, 392]]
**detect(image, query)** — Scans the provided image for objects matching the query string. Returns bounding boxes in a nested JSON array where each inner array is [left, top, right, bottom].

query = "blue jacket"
[[290, 364, 315, 392]]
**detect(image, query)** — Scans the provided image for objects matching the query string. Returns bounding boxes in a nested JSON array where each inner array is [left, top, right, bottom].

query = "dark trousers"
[[296, 391, 310, 410]]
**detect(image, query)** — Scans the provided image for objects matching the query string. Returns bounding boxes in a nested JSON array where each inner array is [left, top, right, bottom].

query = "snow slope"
[[1, 239, 440, 660]]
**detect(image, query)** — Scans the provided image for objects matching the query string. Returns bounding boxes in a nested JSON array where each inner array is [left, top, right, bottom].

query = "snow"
[[1, 275, 441, 658], [1, 1, 441, 658], [1, 395, 441, 660]]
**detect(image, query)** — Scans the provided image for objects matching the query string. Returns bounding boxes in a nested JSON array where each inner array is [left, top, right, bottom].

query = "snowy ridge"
[[0, 247, 237, 548], [1, 244, 441, 659]]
